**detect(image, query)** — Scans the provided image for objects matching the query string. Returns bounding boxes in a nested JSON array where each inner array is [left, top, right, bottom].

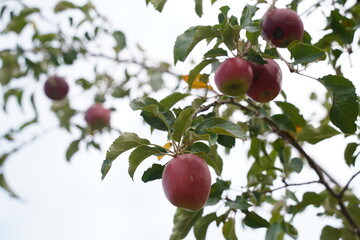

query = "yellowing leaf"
[[157, 142, 172, 160], [182, 74, 213, 90]]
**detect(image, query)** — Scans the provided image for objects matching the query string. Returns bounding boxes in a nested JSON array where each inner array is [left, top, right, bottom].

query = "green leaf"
[[222, 218, 238, 240], [206, 178, 231, 206], [3, 88, 23, 111], [54, 1, 78, 12], [297, 124, 340, 144], [65, 139, 80, 162], [4, 16, 27, 34], [271, 114, 296, 133], [283, 222, 298, 239], [275, 101, 306, 127], [344, 142, 359, 167], [183, 130, 215, 146], [140, 105, 171, 131], [128, 146, 161, 180], [146, 0, 167, 12], [141, 163, 164, 183], [0, 154, 8, 166], [0, 173, 18, 198], [290, 158, 303, 173], [187, 59, 216, 89], [225, 196, 252, 211], [173, 26, 218, 64], [219, 15, 240, 51], [217, 135, 235, 148], [195, 117, 246, 141], [188, 142, 210, 154], [170, 208, 203, 240], [76, 78, 92, 90], [204, 48, 228, 59], [243, 211, 270, 229], [172, 108, 196, 142], [318, 75, 358, 134], [130, 97, 175, 131], [320, 226, 341, 240], [194, 213, 217, 240], [288, 192, 323, 215], [240, 4, 257, 28], [105, 132, 150, 161], [196, 145, 223, 175], [149, 72, 164, 91], [194, 0, 203, 17], [160, 92, 190, 109], [328, 10, 355, 45], [244, 48, 267, 65], [265, 222, 283, 240], [101, 132, 150, 180], [51, 100, 76, 131], [113, 31, 126, 53], [63, 48, 77, 65], [288, 42, 326, 65]]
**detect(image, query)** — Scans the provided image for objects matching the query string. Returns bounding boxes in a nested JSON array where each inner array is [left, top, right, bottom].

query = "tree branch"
[[339, 170, 360, 199], [195, 97, 360, 237], [263, 180, 321, 193]]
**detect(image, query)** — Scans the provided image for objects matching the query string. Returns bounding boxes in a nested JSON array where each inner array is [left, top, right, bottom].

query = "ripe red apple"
[[214, 57, 253, 97], [246, 59, 282, 103], [44, 75, 69, 100], [84, 104, 111, 131], [162, 153, 211, 211], [261, 8, 304, 48]]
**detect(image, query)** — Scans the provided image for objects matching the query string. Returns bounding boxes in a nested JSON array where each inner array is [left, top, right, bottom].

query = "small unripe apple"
[[214, 57, 253, 97], [84, 104, 111, 131], [44, 75, 69, 100], [261, 8, 304, 48], [162, 153, 211, 211], [246, 58, 282, 103]]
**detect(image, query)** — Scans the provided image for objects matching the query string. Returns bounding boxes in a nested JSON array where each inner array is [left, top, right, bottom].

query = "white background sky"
[[1, 0, 359, 240]]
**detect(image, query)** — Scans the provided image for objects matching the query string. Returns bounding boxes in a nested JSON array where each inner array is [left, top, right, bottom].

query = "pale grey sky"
[[1, 0, 359, 240]]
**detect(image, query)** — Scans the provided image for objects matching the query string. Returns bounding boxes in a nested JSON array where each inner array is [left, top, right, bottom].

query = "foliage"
[[1, 0, 360, 239]]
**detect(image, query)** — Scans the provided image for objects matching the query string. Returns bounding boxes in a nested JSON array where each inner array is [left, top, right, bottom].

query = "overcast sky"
[[1, 0, 359, 240]]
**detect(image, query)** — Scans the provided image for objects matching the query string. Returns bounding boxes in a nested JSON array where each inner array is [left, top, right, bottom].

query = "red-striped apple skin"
[[162, 154, 211, 212], [247, 58, 282, 103], [44, 76, 69, 101], [214, 57, 253, 97], [261, 8, 304, 48], [84, 104, 111, 130]]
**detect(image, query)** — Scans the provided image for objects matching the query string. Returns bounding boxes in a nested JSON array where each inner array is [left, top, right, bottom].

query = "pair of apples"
[[44, 76, 111, 131], [163, 8, 304, 212], [215, 8, 303, 102]]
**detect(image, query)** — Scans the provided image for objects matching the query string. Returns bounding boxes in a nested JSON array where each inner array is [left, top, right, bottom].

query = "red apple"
[[84, 104, 111, 131], [44, 75, 69, 100], [246, 59, 282, 103], [162, 153, 211, 211], [261, 8, 304, 48], [214, 57, 253, 97]]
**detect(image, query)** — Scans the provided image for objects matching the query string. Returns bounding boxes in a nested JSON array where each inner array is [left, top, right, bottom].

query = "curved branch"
[[263, 180, 321, 194], [195, 97, 360, 237], [339, 170, 360, 199]]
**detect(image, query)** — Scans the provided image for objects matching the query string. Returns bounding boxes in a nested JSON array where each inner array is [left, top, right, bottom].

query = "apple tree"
[[1, 0, 360, 239]]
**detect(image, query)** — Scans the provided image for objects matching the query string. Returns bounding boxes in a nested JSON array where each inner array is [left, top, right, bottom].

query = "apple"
[[214, 57, 253, 97], [162, 153, 211, 211], [84, 103, 111, 131], [44, 75, 69, 100], [261, 8, 304, 48], [246, 58, 282, 103]]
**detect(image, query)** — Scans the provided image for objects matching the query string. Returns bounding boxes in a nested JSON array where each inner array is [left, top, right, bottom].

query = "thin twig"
[[195, 98, 360, 237], [339, 170, 360, 199], [263, 180, 321, 193]]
